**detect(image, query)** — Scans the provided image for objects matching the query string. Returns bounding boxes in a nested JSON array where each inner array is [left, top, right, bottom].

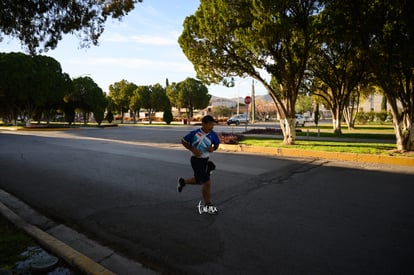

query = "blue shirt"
[[182, 128, 220, 158]]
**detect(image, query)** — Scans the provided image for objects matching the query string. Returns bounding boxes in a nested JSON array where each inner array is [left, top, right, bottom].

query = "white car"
[[284, 114, 306, 127], [295, 114, 306, 127]]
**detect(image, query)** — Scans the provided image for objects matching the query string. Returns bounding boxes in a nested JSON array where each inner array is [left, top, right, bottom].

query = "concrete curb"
[[219, 144, 414, 167], [0, 202, 116, 275]]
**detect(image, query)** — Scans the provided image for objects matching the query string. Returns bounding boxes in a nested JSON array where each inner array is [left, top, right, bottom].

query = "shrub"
[[163, 109, 173, 125], [106, 112, 114, 123], [219, 133, 244, 144]]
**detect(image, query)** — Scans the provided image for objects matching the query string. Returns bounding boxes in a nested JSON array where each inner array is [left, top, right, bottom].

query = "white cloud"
[[67, 57, 193, 72], [102, 33, 177, 46], [131, 34, 177, 46]]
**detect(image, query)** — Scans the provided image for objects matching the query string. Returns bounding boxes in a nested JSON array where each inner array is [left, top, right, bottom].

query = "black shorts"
[[191, 156, 209, 184]]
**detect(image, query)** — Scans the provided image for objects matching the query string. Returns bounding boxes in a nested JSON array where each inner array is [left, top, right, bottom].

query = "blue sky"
[[0, 0, 266, 99]]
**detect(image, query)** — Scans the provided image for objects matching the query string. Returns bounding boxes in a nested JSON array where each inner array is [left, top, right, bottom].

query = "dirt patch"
[[388, 149, 414, 158]]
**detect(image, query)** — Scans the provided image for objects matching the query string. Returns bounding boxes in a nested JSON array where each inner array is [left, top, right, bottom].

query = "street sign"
[[244, 96, 251, 104]]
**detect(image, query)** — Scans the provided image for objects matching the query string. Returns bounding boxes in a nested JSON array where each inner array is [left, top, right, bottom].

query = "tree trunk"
[[331, 108, 342, 135], [83, 112, 88, 125], [132, 111, 137, 124], [343, 107, 355, 130], [148, 109, 153, 124], [120, 110, 124, 124], [392, 109, 414, 152], [343, 92, 359, 130], [280, 118, 296, 145]]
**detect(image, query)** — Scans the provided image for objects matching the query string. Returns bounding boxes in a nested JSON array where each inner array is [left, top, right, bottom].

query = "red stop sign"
[[244, 96, 251, 104]]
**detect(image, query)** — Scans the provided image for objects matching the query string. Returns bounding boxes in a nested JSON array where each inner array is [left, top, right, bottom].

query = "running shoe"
[[206, 203, 218, 215], [177, 178, 185, 192]]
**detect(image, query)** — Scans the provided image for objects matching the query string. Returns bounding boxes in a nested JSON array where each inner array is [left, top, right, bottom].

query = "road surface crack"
[[258, 159, 328, 185]]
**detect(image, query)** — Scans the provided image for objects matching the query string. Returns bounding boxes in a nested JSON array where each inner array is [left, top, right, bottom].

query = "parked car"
[[284, 114, 306, 127], [227, 114, 248, 125], [295, 114, 306, 127]]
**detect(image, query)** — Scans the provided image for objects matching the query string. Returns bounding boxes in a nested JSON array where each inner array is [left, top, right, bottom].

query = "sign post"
[[244, 96, 251, 105], [244, 96, 251, 131]]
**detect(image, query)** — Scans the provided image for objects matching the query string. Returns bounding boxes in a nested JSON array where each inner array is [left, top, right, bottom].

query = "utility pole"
[[251, 79, 255, 123]]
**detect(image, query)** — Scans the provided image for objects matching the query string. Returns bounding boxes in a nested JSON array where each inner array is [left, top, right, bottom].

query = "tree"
[[93, 97, 107, 126], [0, 52, 34, 124], [251, 97, 277, 121], [32, 55, 69, 125], [69, 76, 106, 125], [130, 89, 142, 124], [295, 94, 313, 115], [105, 96, 116, 123], [175, 78, 210, 124], [309, 0, 368, 134], [179, 0, 321, 144], [108, 80, 137, 123], [0, 52, 68, 126], [212, 106, 232, 119], [163, 108, 173, 125], [361, 0, 414, 151], [0, 0, 143, 53], [163, 78, 173, 124], [135, 84, 170, 124], [62, 99, 76, 125]]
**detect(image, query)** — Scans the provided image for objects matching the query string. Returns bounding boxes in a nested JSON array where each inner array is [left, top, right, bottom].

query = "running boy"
[[178, 115, 220, 214]]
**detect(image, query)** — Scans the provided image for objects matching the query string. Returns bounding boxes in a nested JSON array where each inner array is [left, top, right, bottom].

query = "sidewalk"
[[0, 189, 157, 275]]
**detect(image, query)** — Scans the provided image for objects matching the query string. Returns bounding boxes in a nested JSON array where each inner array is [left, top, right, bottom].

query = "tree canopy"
[[179, 0, 321, 144], [108, 79, 137, 123], [0, 0, 143, 53], [309, 0, 368, 134], [167, 78, 210, 123], [134, 84, 170, 124], [179, 0, 413, 151], [69, 76, 107, 125], [359, 0, 414, 151], [0, 52, 69, 125]]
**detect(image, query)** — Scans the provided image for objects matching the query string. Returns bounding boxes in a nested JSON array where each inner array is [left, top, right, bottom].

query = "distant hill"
[[210, 94, 272, 107]]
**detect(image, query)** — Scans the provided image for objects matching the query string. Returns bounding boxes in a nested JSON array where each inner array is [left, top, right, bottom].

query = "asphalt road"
[[1, 126, 413, 275]]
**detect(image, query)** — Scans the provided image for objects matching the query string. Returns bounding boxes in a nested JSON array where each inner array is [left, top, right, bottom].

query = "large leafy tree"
[[308, 1, 368, 134], [70, 76, 107, 125], [173, 78, 210, 124], [361, 0, 414, 152], [130, 88, 142, 124], [166, 82, 180, 113], [0, 52, 68, 126], [108, 80, 137, 123], [31, 55, 69, 125], [0, 52, 34, 124], [135, 84, 169, 124], [179, 0, 321, 144], [0, 0, 143, 53], [309, 44, 367, 134]]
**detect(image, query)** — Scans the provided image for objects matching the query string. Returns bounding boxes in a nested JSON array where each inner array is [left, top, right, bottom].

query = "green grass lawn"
[[239, 123, 411, 156], [240, 138, 397, 155]]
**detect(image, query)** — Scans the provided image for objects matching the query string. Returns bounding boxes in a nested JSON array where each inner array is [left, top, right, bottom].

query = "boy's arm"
[[181, 139, 201, 157]]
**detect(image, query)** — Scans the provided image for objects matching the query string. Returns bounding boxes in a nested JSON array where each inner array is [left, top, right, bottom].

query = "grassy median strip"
[[236, 123, 407, 156], [240, 138, 397, 155]]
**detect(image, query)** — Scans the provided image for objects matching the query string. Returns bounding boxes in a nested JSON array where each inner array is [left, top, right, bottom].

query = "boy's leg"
[[202, 180, 218, 214], [177, 177, 196, 192], [183, 178, 196, 184], [201, 180, 211, 204]]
